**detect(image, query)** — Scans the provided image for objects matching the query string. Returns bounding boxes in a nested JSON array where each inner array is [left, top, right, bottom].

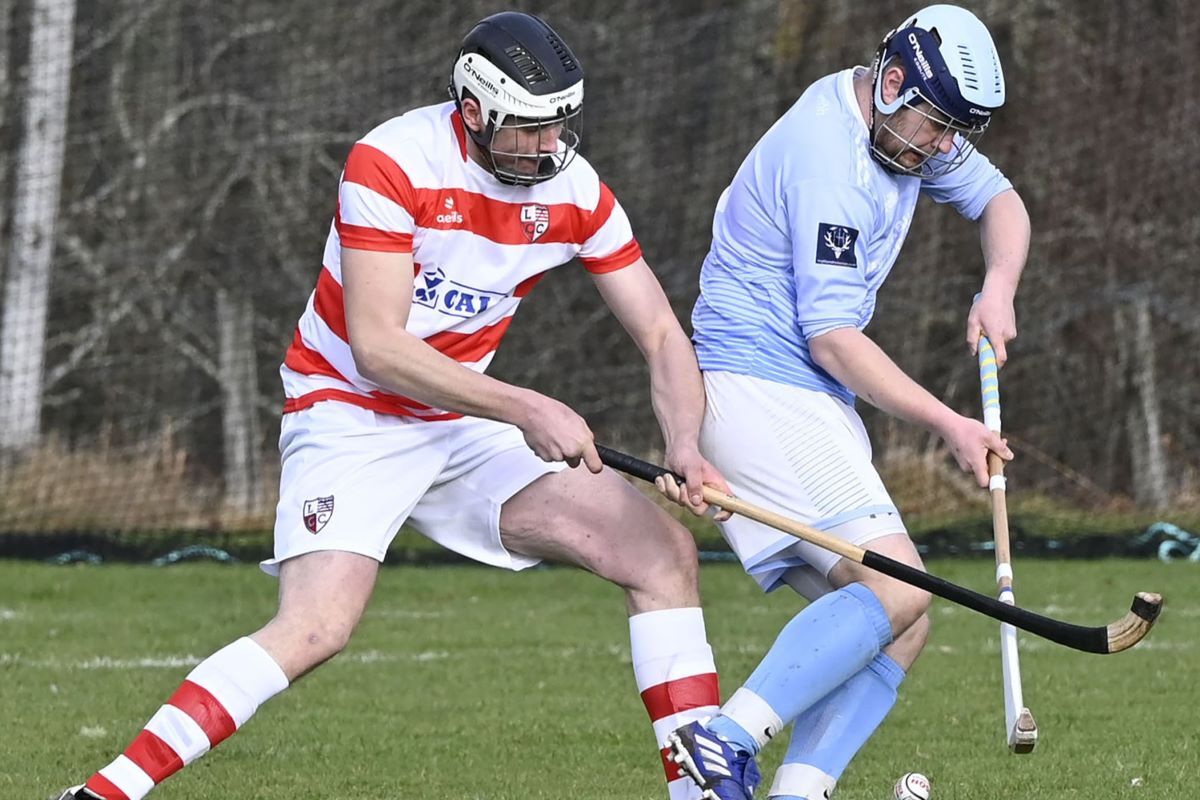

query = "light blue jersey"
[[692, 68, 1012, 404]]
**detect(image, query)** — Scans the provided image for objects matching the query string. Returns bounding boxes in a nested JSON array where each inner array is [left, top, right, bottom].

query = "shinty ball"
[[894, 772, 931, 800]]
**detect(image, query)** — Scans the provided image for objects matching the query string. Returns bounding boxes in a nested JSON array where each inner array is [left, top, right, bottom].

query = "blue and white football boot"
[[668, 720, 761, 800]]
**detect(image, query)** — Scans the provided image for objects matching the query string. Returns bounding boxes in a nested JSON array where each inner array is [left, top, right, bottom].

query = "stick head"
[[1009, 707, 1038, 753], [1106, 592, 1163, 653], [1132, 591, 1164, 622]]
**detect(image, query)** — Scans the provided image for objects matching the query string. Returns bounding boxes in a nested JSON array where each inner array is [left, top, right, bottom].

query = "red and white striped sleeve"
[[336, 142, 417, 253], [577, 182, 643, 274]]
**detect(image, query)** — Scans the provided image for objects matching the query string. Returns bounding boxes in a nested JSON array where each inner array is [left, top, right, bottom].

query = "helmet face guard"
[[869, 7, 1005, 178], [484, 108, 583, 187], [871, 89, 985, 179], [449, 13, 585, 186]]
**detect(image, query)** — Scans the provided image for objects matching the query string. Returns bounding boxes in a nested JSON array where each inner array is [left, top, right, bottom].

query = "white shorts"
[[262, 401, 565, 575], [701, 371, 907, 594]]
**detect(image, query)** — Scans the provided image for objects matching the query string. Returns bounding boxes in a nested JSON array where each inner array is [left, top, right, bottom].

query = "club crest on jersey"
[[815, 223, 859, 268], [302, 495, 334, 534], [414, 266, 507, 318], [520, 204, 550, 242]]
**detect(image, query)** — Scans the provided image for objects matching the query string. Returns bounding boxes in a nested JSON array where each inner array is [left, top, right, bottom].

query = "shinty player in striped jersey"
[[58, 12, 732, 800], [658, 6, 1029, 800]]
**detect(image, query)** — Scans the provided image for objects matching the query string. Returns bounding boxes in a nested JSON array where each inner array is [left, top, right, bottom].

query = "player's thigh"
[[702, 370, 905, 591], [409, 417, 696, 593], [780, 564, 836, 602], [499, 464, 697, 586], [406, 418, 564, 571], [828, 532, 931, 628]]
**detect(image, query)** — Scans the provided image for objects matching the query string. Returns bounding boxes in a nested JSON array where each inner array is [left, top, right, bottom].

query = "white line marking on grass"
[[79, 726, 108, 738], [2, 654, 202, 669], [369, 609, 447, 619], [0, 608, 18, 621], [3, 650, 456, 669], [346, 649, 450, 664], [78, 656, 205, 669]]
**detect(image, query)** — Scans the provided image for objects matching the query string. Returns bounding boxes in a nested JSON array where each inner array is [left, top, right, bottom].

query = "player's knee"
[[901, 611, 932, 651], [883, 611, 931, 671], [896, 585, 932, 632], [649, 520, 700, 584], [615, 519, 699, 603], [292, 616, 357, 666], [871, 581, 931, 636]]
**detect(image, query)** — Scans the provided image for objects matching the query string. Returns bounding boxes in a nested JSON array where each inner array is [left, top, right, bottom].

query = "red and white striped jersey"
[[281, 101, 643, 421]]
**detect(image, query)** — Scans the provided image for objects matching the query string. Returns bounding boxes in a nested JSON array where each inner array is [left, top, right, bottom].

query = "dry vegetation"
[[0, 430, 275, 532]]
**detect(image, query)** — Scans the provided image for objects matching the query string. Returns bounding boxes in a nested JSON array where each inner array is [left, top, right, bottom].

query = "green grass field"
[[1, 559, 1195, 799]]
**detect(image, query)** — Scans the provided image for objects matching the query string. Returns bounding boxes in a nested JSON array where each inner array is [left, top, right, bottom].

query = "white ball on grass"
[[894, 772, 931, 800]]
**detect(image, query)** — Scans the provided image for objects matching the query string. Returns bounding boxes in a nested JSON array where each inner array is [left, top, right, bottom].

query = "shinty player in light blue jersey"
[[661, 6, 1030, 800]]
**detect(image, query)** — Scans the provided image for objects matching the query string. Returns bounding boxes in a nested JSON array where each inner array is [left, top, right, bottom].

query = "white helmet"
[[868, 5, 1005, 177]]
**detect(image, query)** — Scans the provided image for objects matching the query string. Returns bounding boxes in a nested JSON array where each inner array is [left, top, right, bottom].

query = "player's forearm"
[[809, 327, 957, 434], [643, 327, 706, 451], [978, 189, 1030, 299], [353, 331, 535, 425]]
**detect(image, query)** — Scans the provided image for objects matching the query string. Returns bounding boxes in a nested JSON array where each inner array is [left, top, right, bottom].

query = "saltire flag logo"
[[303, 495, 335, 534], [520, 204, 551, 242]]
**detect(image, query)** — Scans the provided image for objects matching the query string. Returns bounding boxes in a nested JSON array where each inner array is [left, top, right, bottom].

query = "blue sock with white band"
[[770, 652, 907, 799], [706, 583, 893, 755]]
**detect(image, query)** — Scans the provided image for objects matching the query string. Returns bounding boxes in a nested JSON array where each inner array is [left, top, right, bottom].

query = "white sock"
[[85, 637, 288, 799], [630, 607, 721, 800]]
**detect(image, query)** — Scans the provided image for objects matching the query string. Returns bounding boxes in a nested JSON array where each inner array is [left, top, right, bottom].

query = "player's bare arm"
[[591, 257, 731, 515], [808, 326, 1012, 486], [967, 188, 1030, 363], [341, 246, 601, 471]]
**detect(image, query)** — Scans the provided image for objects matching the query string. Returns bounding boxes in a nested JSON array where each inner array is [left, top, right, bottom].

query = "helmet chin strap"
[[866, 32, 891, 167], [866, 35, 920, 176], [459, 107, 509, 183], [459, 105, 495, 158], [868, 89, 879, 150]]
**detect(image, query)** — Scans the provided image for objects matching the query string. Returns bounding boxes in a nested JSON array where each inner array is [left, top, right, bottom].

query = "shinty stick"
[[596, 445, 1162, 655]]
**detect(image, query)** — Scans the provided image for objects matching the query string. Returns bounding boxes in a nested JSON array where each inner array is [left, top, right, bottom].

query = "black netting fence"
[[1, 0, 1198, 538]]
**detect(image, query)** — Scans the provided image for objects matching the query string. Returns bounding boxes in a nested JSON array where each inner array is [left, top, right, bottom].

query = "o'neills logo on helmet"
[[544, 90, 578, 106], [464, 60, 499, 96], [908, 32, 934, 79]]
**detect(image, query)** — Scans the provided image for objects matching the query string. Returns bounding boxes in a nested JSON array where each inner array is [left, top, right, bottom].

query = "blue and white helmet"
[[869, 4, 1005, 177]]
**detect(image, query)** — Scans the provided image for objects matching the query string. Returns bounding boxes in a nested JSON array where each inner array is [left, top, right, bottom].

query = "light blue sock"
[[770, 653, 907, 799], [707, 583, 893, 755]]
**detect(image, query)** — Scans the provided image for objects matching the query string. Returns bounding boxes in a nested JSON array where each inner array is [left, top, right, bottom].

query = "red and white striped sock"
[[630, 607, 721, 800], [83, 637, 289, 800]]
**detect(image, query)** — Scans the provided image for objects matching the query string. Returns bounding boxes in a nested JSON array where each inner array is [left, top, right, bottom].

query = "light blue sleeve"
[[784, 179, 878, 340], [921, 142, 1013, 221]]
